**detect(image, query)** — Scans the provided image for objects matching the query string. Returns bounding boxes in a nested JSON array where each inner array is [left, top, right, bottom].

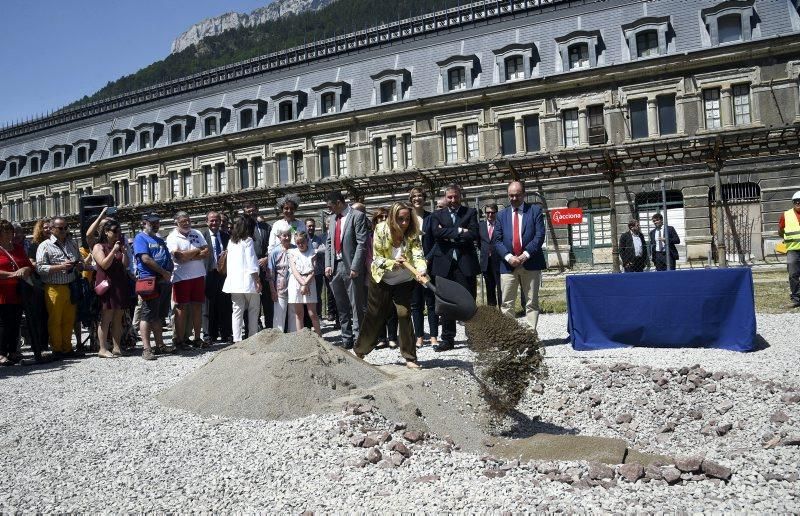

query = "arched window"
[[718, 13, 743, 43], [635, 30, 659, 57], [568, 43, 589, 70]]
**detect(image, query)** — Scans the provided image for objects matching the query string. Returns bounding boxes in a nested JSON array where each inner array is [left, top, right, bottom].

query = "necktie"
[[214, 232, 222, 260], [450, 210, 457, 224], [487, 224, 494, 256], [657, 228, 663, 252], [334, 214, 343, 255], [512, 208, 522, 256]]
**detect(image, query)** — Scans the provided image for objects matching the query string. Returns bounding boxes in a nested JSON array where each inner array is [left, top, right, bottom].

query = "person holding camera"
[[91, 219, 133, 358], [35, 217, 83, 357]]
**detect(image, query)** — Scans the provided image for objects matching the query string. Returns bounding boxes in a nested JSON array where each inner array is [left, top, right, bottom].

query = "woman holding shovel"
[[354, 202, 427, 369]]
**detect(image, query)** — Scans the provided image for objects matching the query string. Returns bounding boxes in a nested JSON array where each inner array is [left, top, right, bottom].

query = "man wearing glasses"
[[35, 217, 82, 358], [778, 191, 800, 309], [478, 203, 502, 308]]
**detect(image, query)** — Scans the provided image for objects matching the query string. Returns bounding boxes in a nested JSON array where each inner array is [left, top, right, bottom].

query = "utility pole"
[[654, 176, 672, 271]]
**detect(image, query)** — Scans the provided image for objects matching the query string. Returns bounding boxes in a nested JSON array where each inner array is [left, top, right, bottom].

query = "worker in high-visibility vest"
[[778, 190, 800, 309]]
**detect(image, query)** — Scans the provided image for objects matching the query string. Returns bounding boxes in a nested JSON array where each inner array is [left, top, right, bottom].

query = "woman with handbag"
[[0, 219, 33, 365], [91, 220, 133, 358]]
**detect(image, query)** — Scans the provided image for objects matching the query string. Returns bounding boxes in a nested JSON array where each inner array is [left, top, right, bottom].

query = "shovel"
[[400, 261, 477, 322]]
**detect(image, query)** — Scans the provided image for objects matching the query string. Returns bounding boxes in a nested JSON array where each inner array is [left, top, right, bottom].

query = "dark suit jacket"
[[649, 225, 680, 261], [253, 221, 271, 259], [430, 205, 480, 278], [619, 231, 648, 270], [199, 228, 230, 273], [494, 202, 546, 273], [419, 211, 436, 262], [478, 220, 501, 273]]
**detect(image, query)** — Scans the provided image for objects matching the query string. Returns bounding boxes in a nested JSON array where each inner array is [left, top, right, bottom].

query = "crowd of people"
[[0, 180, 551, 368]]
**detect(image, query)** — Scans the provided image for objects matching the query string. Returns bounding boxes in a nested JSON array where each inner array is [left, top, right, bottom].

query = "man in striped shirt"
[[35, 217, 82, 357]]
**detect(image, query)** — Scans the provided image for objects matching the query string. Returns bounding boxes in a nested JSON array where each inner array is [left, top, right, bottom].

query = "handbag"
[[135, 277, 159, 300], [94, 261, 110, 296], [216, 251, 227, 276]]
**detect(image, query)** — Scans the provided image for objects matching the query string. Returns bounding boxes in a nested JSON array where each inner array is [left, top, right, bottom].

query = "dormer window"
[[112, 137, 124, 155], [108, 129, 133, 156], [164, 115, 193, 144], [568, 43, 589, 70], [49, 145, 70, 168], [371, 69, 411, 105], [134, 123, 162, 151], [73, 139, 95, 165], [312, 81, 350, 116], [556, 30, 602, 71], [493, 43, 538, 83], [198, 107, 229, 138], [702, 1, 755, 46], [240, 109, 254, 129], [53, 152, 62, 168], [623, 16, 671, 60], [436, 55, 478, 93], [170, 124, 183, 143], [205, 117, 217, 136], [271, 91, 306, 124], [30, 156, 39, 173], [233, 99, 266, 131], [279, 101, 293, 122], [140, 131, 151, 149], [505, 56, 524, 80], [77, 147, 88, 163], [9, 162, 18, 177], [321, 93, 336, 114]]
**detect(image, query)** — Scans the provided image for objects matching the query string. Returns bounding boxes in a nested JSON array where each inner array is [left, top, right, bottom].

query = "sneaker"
[[142, 349, 156, 361]]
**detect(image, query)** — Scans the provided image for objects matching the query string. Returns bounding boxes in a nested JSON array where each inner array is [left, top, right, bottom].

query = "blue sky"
[[0, 0, 271, 127]]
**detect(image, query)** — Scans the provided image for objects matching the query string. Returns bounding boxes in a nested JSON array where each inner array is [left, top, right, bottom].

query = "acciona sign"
[[550, 208, 584, 225]]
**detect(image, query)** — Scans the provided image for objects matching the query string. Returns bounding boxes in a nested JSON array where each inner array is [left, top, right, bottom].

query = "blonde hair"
[[388, 202, 419, 244], [32, 218, 51, 244]]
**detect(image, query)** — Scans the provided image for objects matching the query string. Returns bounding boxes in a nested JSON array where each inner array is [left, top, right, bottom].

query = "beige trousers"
[[500, 267, 541, 330]]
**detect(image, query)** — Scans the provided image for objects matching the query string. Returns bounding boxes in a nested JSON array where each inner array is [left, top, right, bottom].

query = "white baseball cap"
[[793, 191, 800, 201]]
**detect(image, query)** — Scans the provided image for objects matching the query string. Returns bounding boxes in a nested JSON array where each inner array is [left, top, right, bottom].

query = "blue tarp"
[[566, 268, 757, 352]]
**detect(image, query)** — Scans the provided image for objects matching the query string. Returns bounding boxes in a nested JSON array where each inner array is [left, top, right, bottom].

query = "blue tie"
[[214, 232, 222, 260], [450, 210, 458, 260]]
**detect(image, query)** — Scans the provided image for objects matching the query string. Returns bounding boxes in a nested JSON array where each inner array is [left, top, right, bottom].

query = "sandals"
[[98, 350, 116, 359]]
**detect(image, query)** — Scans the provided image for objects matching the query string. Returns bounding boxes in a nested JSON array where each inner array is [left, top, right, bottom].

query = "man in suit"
[[200, 211, 232, 343], [619, 219, 648, 273], [495, 181, 546, 330], [649, 213, 680, 271], [431, 183, 480, 351], [478, 202, 502, 307], [325, 191, 368, 349], [244, 202, 273, 330]]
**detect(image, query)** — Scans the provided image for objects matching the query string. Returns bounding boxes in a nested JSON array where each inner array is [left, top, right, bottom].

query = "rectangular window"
[[150, 175, 159, 202], [563, 109, 580, 147], [733, 84, 751, 125], [629, 99, 649, 139], [254, 157, 264, 187], [389, 136, 398, 170], [240, 109, 253, 129], [636, 30, 659, 58], [465, 124, 479, 159], [170, 124, 183, 143], [30, 157, 39, 173], [113, 181, 120, 204], [718, 13, 743, 44], [704, 88, 721, 129], [113, 137, 123, 155], [123, 179, 130, 205], [9, 163, 17, 177], [77, 147, 87, 163], [592, 212, 612, 245], [182, 170, 192, 197], [278, 154, 289, 185], [139, 132, 151, 150], [53, 152, 62, 168], [204, 165, 214, 194], [523, 116, 540, 152], [319, 146, 331, 179], [505, 56, 524, 81], [171, 171, 180, 198], [404, 134, 412, 168], [279, 101, 293, 122], [293, 151, 304, 182], [204, 117, 217, 136], [500, 119, 516, 155], [216, 163, 227, 192], [336, 144, 348, 176], [447, 67, 466, 91], [443, 128, 457, 163], [568, 43, 589, 70], [657, 94, 677, 135], [239, 160, 250, 189], [380, 81, 397, 103], [374, 138, 383, 170], [322, 93, 336, 114], [141, 177, 150, 204]]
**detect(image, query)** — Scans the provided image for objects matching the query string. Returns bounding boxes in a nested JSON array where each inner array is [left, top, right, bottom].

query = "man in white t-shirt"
[[166, 211, 209, 349]]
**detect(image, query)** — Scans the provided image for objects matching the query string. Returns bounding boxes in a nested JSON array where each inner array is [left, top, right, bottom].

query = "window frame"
[[701, 0, 755, 47], [436, 55, 478, 93], [556, 30, 601, 72], [370, 69, 410, 105]]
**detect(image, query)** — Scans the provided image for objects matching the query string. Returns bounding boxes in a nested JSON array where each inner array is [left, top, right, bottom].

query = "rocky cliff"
[[171, 0, 336, 54]]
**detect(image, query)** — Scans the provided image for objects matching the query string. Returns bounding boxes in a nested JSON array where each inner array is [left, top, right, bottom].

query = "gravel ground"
[[1, 313, 798, 512]]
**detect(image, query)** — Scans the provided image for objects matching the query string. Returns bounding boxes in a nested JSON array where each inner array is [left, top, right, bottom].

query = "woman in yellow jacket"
[[355, 202, 427, 368]]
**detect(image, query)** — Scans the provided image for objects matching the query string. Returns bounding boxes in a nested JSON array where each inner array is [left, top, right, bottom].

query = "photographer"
[[91, 219, 133, 358], [35, 217, 83, 358]]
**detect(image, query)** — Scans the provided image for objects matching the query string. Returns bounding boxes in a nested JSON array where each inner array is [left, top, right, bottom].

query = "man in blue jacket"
[[494, 181, 546, 330]]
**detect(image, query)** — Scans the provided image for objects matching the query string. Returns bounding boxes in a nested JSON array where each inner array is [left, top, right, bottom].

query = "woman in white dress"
[[288, 231, 320, 335], [222, 216, 262, 342]]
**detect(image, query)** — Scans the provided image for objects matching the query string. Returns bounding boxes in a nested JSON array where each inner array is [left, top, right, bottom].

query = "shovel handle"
[[400, 260, 431, 287]]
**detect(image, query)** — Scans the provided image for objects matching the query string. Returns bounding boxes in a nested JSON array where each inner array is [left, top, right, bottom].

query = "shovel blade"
[[431, 276, 477, 321]]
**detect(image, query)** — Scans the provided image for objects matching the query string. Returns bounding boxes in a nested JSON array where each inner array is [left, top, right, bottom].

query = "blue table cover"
[[566, 268, 757, 352]]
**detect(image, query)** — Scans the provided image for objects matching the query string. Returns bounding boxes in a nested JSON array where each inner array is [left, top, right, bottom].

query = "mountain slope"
[[69, 0, 463, 109]]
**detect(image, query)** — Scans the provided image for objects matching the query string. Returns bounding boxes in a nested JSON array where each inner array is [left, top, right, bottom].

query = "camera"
[[106, 206, 118, 216]]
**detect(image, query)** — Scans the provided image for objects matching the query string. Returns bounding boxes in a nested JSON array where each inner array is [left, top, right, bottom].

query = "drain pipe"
[[713, 167, 728, 268]]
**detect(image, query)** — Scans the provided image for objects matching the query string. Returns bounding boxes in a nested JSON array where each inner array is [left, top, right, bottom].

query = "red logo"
[[550, 208, 583, 225]]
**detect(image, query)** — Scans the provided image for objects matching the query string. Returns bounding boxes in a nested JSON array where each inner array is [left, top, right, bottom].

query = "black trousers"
[[410, 280, 437, 339], [653, 251, 677, 271], [0, 304, 23, 357], [206, 270, 232, 340], [482, 262, 502, 307], [440, 264, 476, 345], [19, 280, 48, 356]]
